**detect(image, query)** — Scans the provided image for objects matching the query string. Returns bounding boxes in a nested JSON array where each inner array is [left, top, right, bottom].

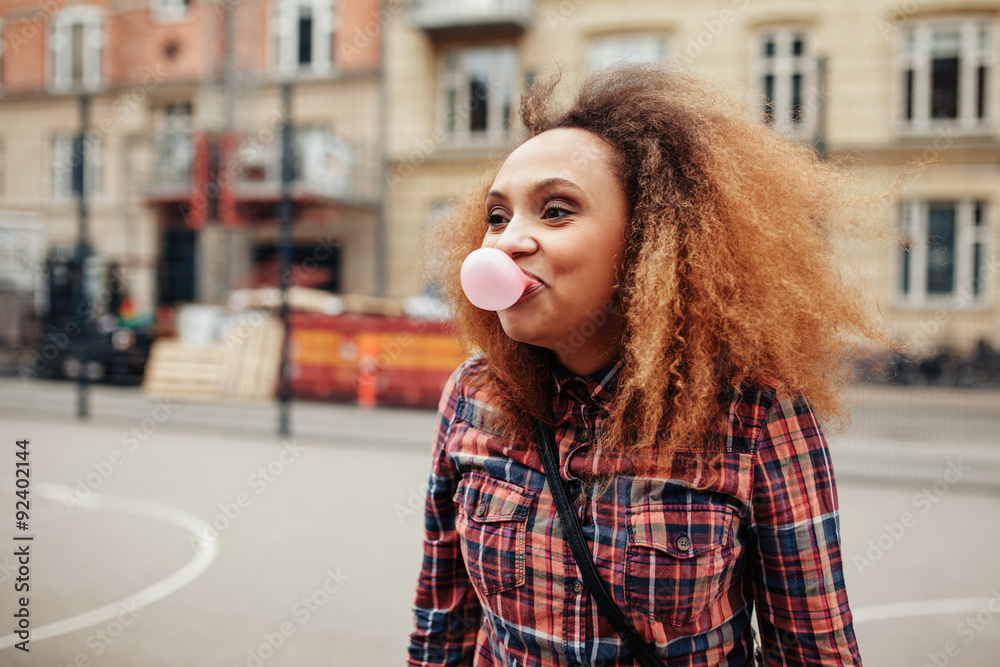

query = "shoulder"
[[437, 354, 499, 430], [448, 354, 491, 389], [716, 374, 818, 451]]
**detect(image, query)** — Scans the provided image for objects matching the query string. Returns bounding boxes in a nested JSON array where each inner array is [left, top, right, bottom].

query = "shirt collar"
[[551, 357, 624, 416]]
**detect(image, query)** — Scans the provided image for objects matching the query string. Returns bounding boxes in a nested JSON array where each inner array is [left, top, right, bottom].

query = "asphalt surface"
[[0, 381, 997, 666]]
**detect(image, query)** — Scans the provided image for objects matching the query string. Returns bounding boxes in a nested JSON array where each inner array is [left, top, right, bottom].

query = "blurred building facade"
[[0, 0, 382, 321], [0, 0, 996, 359], [385, 0, 999, 357]]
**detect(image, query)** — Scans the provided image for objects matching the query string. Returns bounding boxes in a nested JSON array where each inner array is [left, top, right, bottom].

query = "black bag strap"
[[535, 424, 667, 667]]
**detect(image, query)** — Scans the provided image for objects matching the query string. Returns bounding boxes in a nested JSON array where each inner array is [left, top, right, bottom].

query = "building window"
[[752, 27, 817, 137], [897, 200, 992, 304], [441, 46, 516, 144], [151, 0, 190, 22], [587, 33, 670, 70], [898, 17, 995, 133], [52, 134, 100, 200], [274, 0, 335, 77], [49, 6, 103, 92], [154, 103, 193, 185]]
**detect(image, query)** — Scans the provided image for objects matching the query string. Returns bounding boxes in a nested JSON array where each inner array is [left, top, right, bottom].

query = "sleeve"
[[747, 386, 863, 666], [407, 363, 483, 666]]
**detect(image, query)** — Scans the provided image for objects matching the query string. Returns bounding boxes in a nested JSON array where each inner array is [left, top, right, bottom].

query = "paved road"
[[0, 382, 998, 665]]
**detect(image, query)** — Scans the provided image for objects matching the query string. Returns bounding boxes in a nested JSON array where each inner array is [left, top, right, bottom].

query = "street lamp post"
[[278, 81, 294, 436], [73, 93, 92, 419]]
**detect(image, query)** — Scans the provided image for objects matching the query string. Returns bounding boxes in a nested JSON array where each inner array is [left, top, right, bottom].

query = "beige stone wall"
[[382, 0, 1000, 353]]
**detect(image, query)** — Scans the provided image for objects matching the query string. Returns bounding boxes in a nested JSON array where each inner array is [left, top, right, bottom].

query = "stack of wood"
[[142, 313, 284, 402]]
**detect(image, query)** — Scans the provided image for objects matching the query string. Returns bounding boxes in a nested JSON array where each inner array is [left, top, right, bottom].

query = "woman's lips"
[[516, 272, 545, 303]]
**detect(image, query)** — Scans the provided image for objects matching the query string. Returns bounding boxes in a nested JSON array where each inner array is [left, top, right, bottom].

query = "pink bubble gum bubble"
[[460, 248, 532, 311]]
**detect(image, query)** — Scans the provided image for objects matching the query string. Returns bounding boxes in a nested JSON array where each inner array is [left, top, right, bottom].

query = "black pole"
[[74, 93, 91, 419], [374, 5, 388, 297], [278, 81, 293, 436], [813, 56, 829, 160]]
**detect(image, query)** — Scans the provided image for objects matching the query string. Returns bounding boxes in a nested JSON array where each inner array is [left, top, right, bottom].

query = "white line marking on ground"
[[853, 598, 994, 625], [0, 481, 219, 649]]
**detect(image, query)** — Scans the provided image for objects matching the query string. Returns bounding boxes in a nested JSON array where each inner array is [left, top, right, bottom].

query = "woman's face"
[[482, 127, 629, 376]]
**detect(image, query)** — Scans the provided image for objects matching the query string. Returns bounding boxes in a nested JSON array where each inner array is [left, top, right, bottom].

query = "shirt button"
[[572, 579, 585, 593], [578, 430, 590, 443], [676, 534, 692, 552], [475, 502, 487, 517], [577, 493, 586, 506]]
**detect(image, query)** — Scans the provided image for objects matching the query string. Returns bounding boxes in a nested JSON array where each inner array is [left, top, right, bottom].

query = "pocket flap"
[[455, 472, 535, 524], [630, 504, 734, 558]]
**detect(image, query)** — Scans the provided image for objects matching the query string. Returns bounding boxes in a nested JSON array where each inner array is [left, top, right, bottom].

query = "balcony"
[[231, 128, 379, 208], [141, 133, 194, 202], [137, 129, 378, 227], [407, 0, 534, 36]]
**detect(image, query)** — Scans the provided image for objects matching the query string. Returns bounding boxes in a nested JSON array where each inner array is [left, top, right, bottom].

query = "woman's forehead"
[[494, 128, 617, 185]]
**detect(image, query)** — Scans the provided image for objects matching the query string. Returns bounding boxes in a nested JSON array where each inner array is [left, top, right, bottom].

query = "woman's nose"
[[491, 216, 537, 256]]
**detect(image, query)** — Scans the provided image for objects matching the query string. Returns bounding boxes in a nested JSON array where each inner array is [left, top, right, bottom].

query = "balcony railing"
[[407, 0, 534, 33], [142, 132, 194, 200], [232, 128, 378, 206]]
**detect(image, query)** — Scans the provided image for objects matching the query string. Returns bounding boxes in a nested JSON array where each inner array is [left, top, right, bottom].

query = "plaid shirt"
[[408, 356, 862, 666]]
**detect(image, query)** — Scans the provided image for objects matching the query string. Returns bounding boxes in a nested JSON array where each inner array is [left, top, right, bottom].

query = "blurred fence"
[[1, 289, 998, 493]]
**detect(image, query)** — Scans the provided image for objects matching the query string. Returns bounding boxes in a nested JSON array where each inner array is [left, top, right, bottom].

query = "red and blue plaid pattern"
[[407, 356, 862, 666]]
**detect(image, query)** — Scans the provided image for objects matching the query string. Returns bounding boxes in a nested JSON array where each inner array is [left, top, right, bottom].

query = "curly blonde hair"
[[429, 63, 901, 470]]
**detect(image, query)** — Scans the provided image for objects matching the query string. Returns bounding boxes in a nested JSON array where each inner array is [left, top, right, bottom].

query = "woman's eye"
[[485, 213, 507, 227], [544, 206, 570, 219]]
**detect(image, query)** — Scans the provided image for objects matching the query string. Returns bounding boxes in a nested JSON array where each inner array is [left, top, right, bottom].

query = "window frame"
[[51, 133, 101, 202], [895, 15, 996, 136], [586, 32, 671, 70], [48, 5, 104, 93], [750, 25, 818, 139], [438, 45, 517, 146], [272, 0, 336, 79], [150, 0, 190, 23], [895, 198, 994, 308]]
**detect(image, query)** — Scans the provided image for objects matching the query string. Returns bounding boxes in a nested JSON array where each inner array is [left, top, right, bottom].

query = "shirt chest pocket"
[[625, 503, 738, 627], [454, 472, 537, 597]]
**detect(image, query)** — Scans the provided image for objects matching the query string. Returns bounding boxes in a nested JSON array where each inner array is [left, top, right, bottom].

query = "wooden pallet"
[[142, 314, 284, 402]]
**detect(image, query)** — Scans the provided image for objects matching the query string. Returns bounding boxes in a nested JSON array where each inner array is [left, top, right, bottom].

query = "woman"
[[408, 64, 895, 666]]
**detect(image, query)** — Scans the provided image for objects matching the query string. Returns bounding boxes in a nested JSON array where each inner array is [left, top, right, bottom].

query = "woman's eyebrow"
[[485, 177, 585, 203], [530, 177, 585, 198]]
